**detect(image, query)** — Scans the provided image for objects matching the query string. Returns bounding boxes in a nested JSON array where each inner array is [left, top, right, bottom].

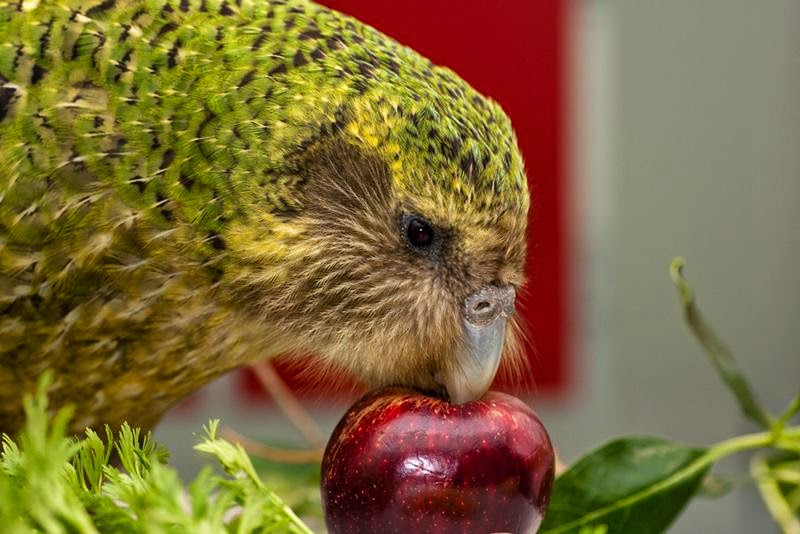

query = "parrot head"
[[227, 60, 529, 403]]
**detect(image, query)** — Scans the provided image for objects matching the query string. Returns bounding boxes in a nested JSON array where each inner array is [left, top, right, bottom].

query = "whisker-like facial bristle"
[[497, 314, 535, 394]]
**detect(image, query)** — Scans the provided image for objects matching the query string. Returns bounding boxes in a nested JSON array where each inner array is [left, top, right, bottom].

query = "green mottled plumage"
[[0, 0, 528, 434]]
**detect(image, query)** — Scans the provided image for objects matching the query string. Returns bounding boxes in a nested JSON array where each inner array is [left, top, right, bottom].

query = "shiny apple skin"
[[321, 387, 555, 534]]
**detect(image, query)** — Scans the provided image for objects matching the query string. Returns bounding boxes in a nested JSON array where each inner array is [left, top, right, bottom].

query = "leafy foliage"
[[541, 259, 800, 533], [0, 374, 313, 534]]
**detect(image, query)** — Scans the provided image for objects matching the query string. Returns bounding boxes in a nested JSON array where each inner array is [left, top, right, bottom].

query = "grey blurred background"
[[156, 1, 800, 531], [563, 0, 799, 531]]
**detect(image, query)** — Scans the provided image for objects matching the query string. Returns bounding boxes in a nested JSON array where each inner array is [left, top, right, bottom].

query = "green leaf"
[[670, 258, 772, 429], [71, 426, 114, 493], [541, 436, 710, 534]]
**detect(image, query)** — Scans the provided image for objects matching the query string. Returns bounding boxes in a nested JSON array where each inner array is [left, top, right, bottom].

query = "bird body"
[[0, 0, 529, 434]]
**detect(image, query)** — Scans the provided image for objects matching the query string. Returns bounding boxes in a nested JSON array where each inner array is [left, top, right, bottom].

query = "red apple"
[[321, 387, 555, 534]]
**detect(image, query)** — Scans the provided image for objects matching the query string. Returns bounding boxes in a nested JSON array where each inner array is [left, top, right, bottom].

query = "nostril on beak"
[[473, 301, 492, 313], [464, 285, 516, 327]]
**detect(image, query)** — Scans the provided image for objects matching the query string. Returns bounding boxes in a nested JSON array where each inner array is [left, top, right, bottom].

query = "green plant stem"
[[670, 258, 773, 429], [283, 505, 315, 534], [699, 427, 799, 468], [788, 486, 800, 512], [751, 454, 800, 534], [775, 395, 800, 436], [772, 467, 800, 486]]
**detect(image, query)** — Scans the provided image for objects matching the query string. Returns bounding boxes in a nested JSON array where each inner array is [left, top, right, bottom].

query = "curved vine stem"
[[670, 258, 773, 429], [751, 453, 800, 534], [702, 427, 800, 465]]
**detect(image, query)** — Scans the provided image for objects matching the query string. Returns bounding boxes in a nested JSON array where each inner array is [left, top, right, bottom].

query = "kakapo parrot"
[[0, 0, 529, 435]]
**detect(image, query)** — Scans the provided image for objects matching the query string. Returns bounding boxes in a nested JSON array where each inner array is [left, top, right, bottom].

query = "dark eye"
[[405, 216, 435, 249]]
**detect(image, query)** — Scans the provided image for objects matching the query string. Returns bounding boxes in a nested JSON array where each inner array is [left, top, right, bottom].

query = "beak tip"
[[446, 384, 490, 405], [440, 315, 507, 405]]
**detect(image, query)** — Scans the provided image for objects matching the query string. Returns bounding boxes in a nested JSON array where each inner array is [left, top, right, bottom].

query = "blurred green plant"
[[0, 373, 313, 534], [540, 258, 800, 534]]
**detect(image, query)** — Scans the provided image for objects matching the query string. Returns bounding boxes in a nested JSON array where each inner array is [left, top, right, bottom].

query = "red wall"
[[241, 0, 568, 401]]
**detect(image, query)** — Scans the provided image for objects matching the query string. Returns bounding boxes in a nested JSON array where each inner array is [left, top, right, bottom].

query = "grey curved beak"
[[440, 285, 516, 404]]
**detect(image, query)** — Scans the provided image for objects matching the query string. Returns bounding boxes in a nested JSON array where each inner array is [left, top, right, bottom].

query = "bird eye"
[[405, 216, 435, 249]]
